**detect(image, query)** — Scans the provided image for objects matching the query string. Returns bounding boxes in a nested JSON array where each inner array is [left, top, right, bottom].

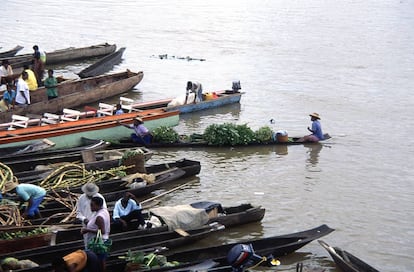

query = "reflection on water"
[[305, 144, 323, 167]]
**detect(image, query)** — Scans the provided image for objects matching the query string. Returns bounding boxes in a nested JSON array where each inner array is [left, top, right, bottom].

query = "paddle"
[[141, 180, 194, 205]]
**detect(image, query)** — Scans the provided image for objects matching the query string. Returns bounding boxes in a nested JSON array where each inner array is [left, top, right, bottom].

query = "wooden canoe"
[[78, 47, 126, 78], [0, 43, 116, 68], [109, 133, 332, 148], [0, 223, 224, 264], [0, 232, 53, 255], [119, 90, 243, 114], [105, 224, 335, 272], [0, 138, 55, 157], [0, 45, 24, 58], [318, 240, 380, 272], [7, 143, 152, 173], [54, 203, 264, 244], [0, 108, 180, 150], [0, 70, 143, 124]]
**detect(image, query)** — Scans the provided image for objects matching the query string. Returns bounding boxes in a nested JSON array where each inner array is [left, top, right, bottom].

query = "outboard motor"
[[232, 80, 241, 92], [227, 244, 279, 272]]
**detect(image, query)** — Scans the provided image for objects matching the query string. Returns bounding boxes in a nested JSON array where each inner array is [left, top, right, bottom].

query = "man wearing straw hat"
[[76, 183, 107, 226], [2, 181, 46, 218], [298, 112, 325, 142]]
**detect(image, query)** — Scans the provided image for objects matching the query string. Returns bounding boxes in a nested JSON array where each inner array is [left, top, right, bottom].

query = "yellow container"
[[204, 93, 214, 100]]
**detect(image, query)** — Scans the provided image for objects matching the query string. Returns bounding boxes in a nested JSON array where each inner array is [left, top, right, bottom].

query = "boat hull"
[[0, 70, 143, 123], [0, 109, 179, 149]]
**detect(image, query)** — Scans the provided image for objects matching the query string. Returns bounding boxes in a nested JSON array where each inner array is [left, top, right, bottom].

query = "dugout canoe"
[[0, 43, 116, 68], [0, 138, 55, 157], [110, 133, 332, 148], [78, 47, 126, 78], [7, 143, 152, 173], [0, 232, 52, 255], [0, 223, 224, 263], [54, 202, 264, 244], [0, 70, 143, 124], [318, 240, 380, 272], [0, 108, 179, 150], [0, 45, 24, 58], [105, 224, 334, 272], [118, 89, 243, 114]]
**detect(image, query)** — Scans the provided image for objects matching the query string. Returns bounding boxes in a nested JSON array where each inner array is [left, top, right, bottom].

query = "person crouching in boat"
[[297, 112, 324, 142], [52, 250, 102, 272], [186, 81, 203, 103], [112, 192, 149, 232], [118, 117, 153, 145], [1, 181, 46, 219], [0, 82, 16, 112]]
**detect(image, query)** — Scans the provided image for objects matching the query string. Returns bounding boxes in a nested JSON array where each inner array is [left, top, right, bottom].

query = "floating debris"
[[151, 54, 206, 61]]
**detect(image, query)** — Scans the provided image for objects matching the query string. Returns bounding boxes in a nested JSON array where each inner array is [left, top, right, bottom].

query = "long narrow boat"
[[0, 45, 24, 58], [54, 203, 265, 244], [0, 70, 143, 123], [78, 47, 126, 78], [0, 223, 224, 263], [105, 224, 335, 272], [318, 240, 380, 272], [11, 224, 334, 272], [0, 108, 179, 150], [119, 89, 243, 114], [0, 43, 116, 68], [108, 133, 332, 148]]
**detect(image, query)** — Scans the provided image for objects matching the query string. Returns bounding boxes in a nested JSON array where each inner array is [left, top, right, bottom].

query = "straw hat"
[[134, 117, 143, 123], [81, 183, 99, 196], [309, 113, 321, 119], [2, 180, 19, 193]]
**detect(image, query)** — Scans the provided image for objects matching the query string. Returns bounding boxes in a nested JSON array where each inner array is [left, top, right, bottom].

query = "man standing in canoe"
[[32, 45, 46, 86], [298, 112, 324, 142], [15, 71, 30, 106]]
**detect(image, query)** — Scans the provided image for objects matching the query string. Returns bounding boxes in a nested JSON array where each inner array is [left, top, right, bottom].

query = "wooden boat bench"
[[41, 113, 61, 125], [8, 114, 30, 130], [97, 103, 115, 116], [119, 97, 142, 113], [61, 108, 82, 122]]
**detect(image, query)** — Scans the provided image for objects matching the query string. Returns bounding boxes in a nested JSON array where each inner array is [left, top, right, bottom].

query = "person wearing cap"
[[298, 112, 324, 142], [76, 183, 107, 227], [118, 117, 153, 145], [2, 181, 46, 218]]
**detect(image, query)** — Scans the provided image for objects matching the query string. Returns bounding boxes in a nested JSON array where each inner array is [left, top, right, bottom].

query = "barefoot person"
[[298, 113, 324, 142]]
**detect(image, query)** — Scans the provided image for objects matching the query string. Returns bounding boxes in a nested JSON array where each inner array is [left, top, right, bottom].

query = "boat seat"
[[41, 113, 61, 125], [97, 103, 115, 116], [61, 108, 81, 122], [8, 114, 30, 130], [119, 97, 139, 113]]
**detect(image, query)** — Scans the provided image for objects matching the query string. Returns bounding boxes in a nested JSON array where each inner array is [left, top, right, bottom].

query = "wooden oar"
[[141, 180, 194, 205]]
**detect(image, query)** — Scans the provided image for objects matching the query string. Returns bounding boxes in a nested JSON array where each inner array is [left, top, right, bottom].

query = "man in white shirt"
[[76, 183, 107, 225], [15, 72, 30, 106]]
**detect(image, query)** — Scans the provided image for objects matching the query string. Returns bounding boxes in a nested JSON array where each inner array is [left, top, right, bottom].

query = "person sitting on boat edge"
[[186, 81, 203, 103], [112, 192, 150, 232], [1, 180, 46, 219], [118, 117, 153, 145], [297, 112, 324, 142], [44, 69, 58, 100], [0, 82, 16, 112], [114, 103, 124, 115], [52, 249, 102, 272]]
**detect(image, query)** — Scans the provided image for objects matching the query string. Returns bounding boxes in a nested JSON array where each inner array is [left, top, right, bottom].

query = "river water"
[[2, 0, 414, 271]]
